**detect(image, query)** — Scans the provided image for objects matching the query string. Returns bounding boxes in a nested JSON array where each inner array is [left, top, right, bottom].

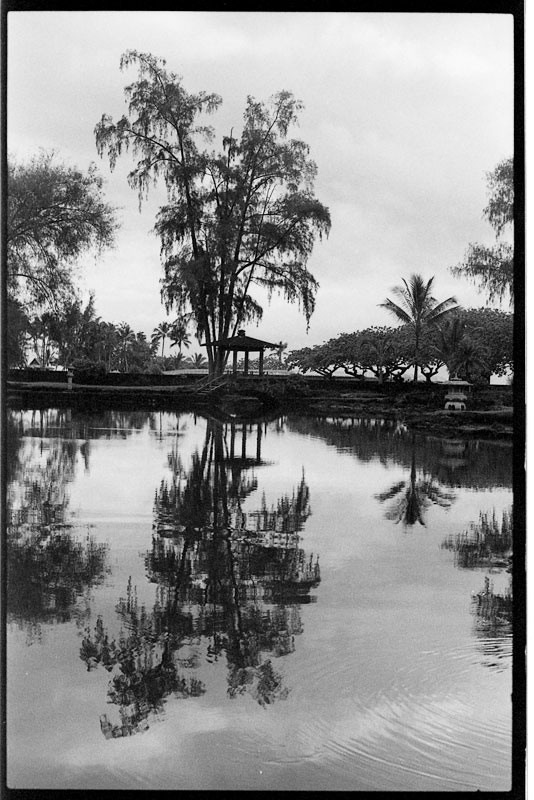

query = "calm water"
[[6, 408, 513, 791]]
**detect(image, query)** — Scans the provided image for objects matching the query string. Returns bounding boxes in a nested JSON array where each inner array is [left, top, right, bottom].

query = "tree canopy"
[[451, 157, 514, 305], [95, 50, 331, 375], [7, 150, 117, 312]]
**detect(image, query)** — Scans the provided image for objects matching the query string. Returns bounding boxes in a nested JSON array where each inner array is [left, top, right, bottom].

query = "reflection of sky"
[[7, 412, 513, 791]]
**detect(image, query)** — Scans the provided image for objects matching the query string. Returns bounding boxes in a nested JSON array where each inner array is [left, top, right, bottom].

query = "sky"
[[7, 11, 514, 355]]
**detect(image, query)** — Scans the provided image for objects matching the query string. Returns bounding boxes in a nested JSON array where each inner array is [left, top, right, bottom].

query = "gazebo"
[[211, 329, 278, 376]]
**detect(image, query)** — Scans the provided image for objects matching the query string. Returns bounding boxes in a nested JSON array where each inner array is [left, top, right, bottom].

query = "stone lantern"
[[444, 376, 472, 411]]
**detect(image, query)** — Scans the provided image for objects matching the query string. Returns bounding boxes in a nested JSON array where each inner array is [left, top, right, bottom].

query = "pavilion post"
[[244, 351, 249, 375], [259, 349, 264, 375], [232, 350, 237, 374]]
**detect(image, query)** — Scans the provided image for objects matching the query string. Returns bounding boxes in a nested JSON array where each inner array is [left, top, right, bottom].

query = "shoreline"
[[6, 379, 513, 440]]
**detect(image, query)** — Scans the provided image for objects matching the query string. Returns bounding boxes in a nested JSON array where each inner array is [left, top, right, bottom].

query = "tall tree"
[[271, 340, 288, 367], [151, 321, 173, 358], [451, 157, 514, 305], [170, 317, 192, 355], [116, 322, 136, 371], [6, 299, 30, 368], [7, 151, 117, 312], [95, 51, 330, 375], [379, 274, 458, 382]]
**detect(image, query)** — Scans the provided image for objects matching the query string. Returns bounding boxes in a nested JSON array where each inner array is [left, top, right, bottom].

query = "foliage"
[[379, 273, 458, 382], [42, 294, 100, 368], [451, 157, 514, 305], [460, 307, 513, 380], [186, 352, 208, 369], [6, 299, 30, 367], [170, 316, 192, 354], [287, 340, 342, 377], [96, 51, 330, 375], [7, 150, 117, 313]]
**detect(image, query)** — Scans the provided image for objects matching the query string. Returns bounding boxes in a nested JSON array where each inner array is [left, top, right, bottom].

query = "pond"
[[5, 408, 513, 792]]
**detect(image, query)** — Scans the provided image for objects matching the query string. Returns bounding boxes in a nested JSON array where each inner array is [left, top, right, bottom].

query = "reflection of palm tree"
[[375, 435, 455, 526], [379, 273, 458, 382]]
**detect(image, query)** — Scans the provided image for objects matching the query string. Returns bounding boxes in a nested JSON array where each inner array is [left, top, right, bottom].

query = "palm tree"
[[434, 315, 466, 378], [379, 274, 458, 382], [455, 339, 490, 383], [187, 352, 208, 369], [271, 340, 288, 367], [151, 321, 173, 358], [170, 318, 191, 355], [116, 322, 136, 372]]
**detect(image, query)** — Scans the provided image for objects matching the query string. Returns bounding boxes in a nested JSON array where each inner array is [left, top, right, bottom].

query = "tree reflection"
[[441, 507, 512, 570], [6, 411, 108, 639], [375, 435, 455, 527], [287, 415, 512, 489], [442, 507, 513, 669], [82, 414, 320, 735]]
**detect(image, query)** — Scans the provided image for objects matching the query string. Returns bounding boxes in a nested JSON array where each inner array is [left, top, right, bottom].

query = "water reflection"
[[6, 413, 108, 640], [80, 414, 320, 736], [287, 415, 512, 488], [375, 434, 455, 527], [5, 408, 514, 789], [442, 507, 513, 670]]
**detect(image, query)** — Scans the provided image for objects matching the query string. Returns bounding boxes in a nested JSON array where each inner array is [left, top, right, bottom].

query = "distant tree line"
[[287, 307, 513, 384]]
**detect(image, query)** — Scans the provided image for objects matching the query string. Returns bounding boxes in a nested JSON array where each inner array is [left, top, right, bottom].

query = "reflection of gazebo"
[[213, 330, 278, 376]]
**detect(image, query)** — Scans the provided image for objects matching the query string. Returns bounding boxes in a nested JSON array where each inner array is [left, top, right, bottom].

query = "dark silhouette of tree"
[[95, 51, 330, 375]]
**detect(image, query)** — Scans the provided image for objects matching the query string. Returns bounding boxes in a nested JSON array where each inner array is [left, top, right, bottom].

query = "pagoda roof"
[[210, 330, 278, 350], [445, 378, 472, 386]]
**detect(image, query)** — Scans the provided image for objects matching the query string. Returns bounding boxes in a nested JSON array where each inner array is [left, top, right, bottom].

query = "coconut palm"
[[454, 339, 490, 383], [434, 315, 467, 378], [187, 352, 208, 369], [271, 340, 288, 367], [116, 322, 136, 372], [379, 274, 458, 382], [151, 321, 173, 358], [170, 316, 192, 355]]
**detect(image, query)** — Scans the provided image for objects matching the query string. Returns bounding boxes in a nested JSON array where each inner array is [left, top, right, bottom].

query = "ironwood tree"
[[451, 157, 514, 305], [7, 150, 117, 313], [95, 50, 331, 375]]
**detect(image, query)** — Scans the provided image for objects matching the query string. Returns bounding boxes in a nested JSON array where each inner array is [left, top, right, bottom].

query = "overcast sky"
[[7, 11, 514, 353]]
